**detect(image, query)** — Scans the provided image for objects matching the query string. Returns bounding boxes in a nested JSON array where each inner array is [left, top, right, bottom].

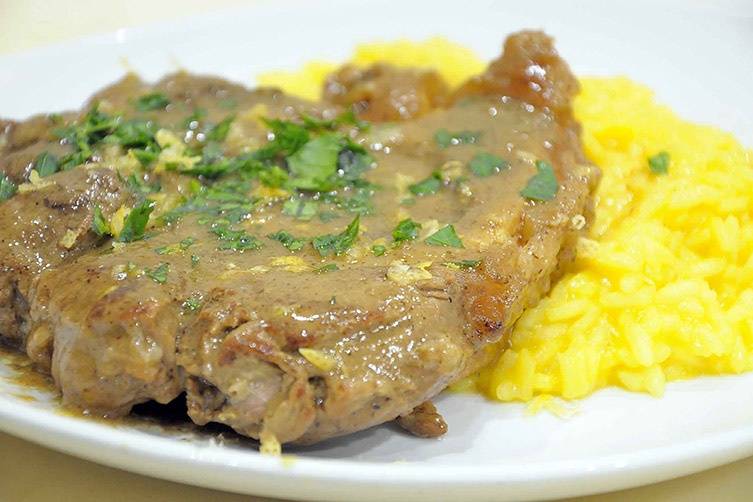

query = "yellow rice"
[[259, 40, 753, 403]]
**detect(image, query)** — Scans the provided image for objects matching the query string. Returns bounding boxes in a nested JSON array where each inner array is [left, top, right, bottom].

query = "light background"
[[1, 1, 751, 500]]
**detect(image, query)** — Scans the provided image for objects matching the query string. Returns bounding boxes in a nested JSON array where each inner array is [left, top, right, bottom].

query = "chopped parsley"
[[268, 230, 307, 252], [312, 214, 360, 257], [392, 218, 422, 243], [315, 263, 339, 274], [258, 165, 289, 188], [155, 236, 197, 255], [35, 151, 59, 177], [520, 160, 558, 202], [182, 293, 203, 313], [444, 259, 481, 269], [0, 174, 17, 202], [469, 152, 508, 177], [434, 129, 481, 148], [206, 115, 235, 142], [135, 93, 170, 112], [425, 224, 463, 248], [282, 198, 318, 220], [256, 118, 310, 160], [118, 200, 155, 243], [409, 172, 442, 196], [211, 224, 263, 252], [648, 151, 670, 175], [191, 254, 200, 267], [54, 106, 160, 171], [287, 133, 342, 190], [125, 174, 160, 197], [371, 244, 387, 256], [145, 263, 169, 284], [91, 206, 111, 236]]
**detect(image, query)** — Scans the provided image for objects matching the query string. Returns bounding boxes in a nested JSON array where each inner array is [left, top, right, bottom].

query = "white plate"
[[1, 1, 753, 500]]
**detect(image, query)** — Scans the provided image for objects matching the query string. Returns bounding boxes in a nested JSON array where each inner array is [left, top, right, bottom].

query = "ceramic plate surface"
[[1, 1, 752, 500]]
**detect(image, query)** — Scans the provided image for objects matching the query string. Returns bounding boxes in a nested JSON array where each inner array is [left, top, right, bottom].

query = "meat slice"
[[0, 167, 130, 349], [9, 31, 598, 446], [323, 63, 449, 121]]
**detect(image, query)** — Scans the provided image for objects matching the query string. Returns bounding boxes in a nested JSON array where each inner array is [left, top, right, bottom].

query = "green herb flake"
[[312, 214, 360, 257], [145, 263, 169, 284], [434, 129, 481, 148], [520, 160, 558, 202], [287, 133, 342, 191], [182, 294, 203, 313], [206, 115, 235, 142], [371, 244, 387, 256], [155, 236, 197, 255], [469, 152, 509, 177], [257, 118, 310, 159], [268, 230, 307, 252], [282, 198, 318, 220], [117, 200, 155, 243], [131, 148, 159, 166], [211, 224, 263, 252], [135, 93, 170, 112], [425, 224, 464, 248], [0, 174, 17, 202], [444, 259, 481, 270], [392, 218, 422, 243], [91, 206, 111, 236], [315, 263, 340, 274], [259, 165, 289, 188], [409, 173, 442, 196], [648, 151, 670, 175], [35, 151, 60, 177], [191, 254, 200, 267]]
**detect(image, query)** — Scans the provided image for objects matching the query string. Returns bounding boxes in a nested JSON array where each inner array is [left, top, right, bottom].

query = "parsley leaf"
[[337, 147, 374, 182], [0, 173, 17, 202], [206, 115, 235, 142], [211, 224, 262, 252], [282, 198, 318, 220], [520, 160, 558, 202], [409, 172, 442, 196], [35, 151, 59, 177], [434, 129, 481, 148], [392, 218, 422, 243], [469, 152, 508, 177], [312, 214, 360, 257], [182, 293, 203, 313], [155, 236, 197, 255], [256, 118, 310, 159], [118, 200, 155, 243], [648, 151, 670, 175], [145, 263, 169, 284], [425, 224, 463, 248], [108, 119, 158, 148], [135, 93, 170, 112], [125, 174, 161, 197], [91, 206, 111, 236], [315, 263, 339, 273], [371, 244, 387, 256], [287, 133, 342, 191], [268, 230, 307, 252], [444, 259, 481, 269], [259, 165, 289, 188]]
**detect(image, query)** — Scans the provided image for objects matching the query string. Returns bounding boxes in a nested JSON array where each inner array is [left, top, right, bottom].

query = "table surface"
[[1, 1, 751, 500]]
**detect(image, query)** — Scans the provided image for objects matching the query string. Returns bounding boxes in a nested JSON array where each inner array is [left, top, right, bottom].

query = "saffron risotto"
[[259, 39, 753, 404]]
